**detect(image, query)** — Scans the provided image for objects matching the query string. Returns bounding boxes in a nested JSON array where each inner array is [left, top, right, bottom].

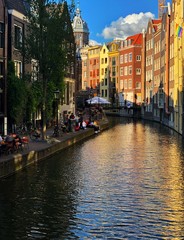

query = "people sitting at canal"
[[75, 122, 80, 131], [80, 120, 87, 130], [87, 120, 100, 133], [68, 113, 76, 132]]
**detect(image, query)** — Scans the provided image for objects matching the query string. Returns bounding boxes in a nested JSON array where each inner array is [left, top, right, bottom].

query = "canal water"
[[0, 117, 184, 239]]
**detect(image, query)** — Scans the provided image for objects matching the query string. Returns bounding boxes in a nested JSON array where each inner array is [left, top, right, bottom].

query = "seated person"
[[81, 120, 87, 130], [93, 120, 100, 132], [75, 122, 80, 131], [87, 120, 100, 133]]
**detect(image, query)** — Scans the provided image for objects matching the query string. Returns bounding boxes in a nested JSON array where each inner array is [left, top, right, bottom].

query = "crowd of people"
[[53, 112, 100, 137], [0, 106, 106, 155], [52, 106, 105, 137]]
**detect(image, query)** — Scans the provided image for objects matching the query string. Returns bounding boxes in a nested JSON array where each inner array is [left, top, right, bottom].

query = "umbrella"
[[86, 96, 110, 104]]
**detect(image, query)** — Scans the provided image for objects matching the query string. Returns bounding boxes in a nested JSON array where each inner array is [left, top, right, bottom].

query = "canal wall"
[[0, 121, 109, 179]]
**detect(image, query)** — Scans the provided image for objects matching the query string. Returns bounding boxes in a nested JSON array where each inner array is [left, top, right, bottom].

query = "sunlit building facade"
[[119, 34, 142, 107], [108, 40, 120, 104], [99, 44, 109, 100], [173, 0, 184, 134]]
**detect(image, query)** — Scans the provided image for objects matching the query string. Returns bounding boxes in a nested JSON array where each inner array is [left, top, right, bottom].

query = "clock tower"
[[72, 2, 89, 49]]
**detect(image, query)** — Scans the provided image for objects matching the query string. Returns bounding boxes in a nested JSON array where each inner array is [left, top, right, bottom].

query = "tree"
[[7, 61, 28, 128], [23, 0, 76, 139]]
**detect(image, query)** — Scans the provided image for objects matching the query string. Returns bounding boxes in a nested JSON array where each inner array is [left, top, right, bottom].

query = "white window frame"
[[14, 60, 22, 77]]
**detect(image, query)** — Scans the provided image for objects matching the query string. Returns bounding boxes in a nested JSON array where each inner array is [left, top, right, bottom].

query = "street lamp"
[[54, 90, 60, 135]]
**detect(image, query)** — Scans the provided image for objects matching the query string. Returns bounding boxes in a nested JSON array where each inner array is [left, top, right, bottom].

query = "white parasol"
[[86, 96, 110, 104]]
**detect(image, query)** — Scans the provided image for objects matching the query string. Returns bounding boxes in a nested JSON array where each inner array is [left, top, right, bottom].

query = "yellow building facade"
[[99, 44, 109, 100], [108, 40, 120, 104], [174, 0, 184, 134]]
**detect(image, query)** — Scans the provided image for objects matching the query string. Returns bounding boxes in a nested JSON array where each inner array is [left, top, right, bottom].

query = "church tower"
[[72, 2, 89, 49]]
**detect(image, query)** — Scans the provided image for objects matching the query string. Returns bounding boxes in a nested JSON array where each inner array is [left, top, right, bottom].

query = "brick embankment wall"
[[0, 121, 109, 179]]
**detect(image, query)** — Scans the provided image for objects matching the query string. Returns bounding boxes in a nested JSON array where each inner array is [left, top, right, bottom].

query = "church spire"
[[76, 1, 81, 17]]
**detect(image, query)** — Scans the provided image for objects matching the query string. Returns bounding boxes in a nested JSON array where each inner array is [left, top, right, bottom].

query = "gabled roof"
[[5, 0, 27, 15], [151, 19, 161, 32], [126, 33, 142, 45]]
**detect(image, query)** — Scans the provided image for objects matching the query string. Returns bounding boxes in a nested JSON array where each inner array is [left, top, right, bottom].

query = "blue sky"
[[71, 0, 161, 44]]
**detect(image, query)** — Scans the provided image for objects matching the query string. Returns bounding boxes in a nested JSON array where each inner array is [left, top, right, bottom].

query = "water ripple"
[[0, 119, 184, 239]]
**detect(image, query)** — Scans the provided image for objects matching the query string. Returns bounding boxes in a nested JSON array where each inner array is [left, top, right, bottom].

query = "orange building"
[[88, 45, 101, 90]]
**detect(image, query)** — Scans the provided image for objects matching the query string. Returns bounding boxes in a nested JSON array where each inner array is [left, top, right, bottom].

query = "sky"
[[68, 0, 164, 45]]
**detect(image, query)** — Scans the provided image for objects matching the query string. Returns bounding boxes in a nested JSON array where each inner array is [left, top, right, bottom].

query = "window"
[[128, 79, 132, 89], [0, 22, 4, 48], [84, 81, 87, 88], [120, 55, 123, 64], [93, 70, 95, 77], [112, 67, 116, 76], [136, 82, 141, 89], [112, 78, 116, 87], [105, 89, 107, 97], [120, 80, 123, 90], [129, 53, 132, 62], [128, 66, 132, 75], [124, 66, 128, 76], [120, 67, 123, 76], [112, 57, 116, 65], [14, 60, 22, 77], [125, 54, 128, 63], [124, 79, 127, 89], [136, 68, 141, 75], [136, 55, 141, 61], [14, 25, 22, 49], [105, 78, 107, 85]]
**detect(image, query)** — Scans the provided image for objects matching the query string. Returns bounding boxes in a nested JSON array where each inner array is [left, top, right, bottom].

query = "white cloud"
[[100, 12, 155, 40], [89, 39, 102, 46]]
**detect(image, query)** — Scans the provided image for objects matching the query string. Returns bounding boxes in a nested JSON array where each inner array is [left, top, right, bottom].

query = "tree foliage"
[[7, 61, 28, 125], [21, 0, 75, 138]]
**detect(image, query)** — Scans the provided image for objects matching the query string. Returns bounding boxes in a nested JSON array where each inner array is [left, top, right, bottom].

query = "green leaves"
[[8, 0, 76, 133]]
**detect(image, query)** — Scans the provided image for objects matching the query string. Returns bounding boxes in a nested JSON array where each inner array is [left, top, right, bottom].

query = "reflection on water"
[[0, 118, 184, 239]]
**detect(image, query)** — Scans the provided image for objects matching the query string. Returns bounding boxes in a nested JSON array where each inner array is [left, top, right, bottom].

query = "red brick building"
[[119, 33, 142, 106]]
